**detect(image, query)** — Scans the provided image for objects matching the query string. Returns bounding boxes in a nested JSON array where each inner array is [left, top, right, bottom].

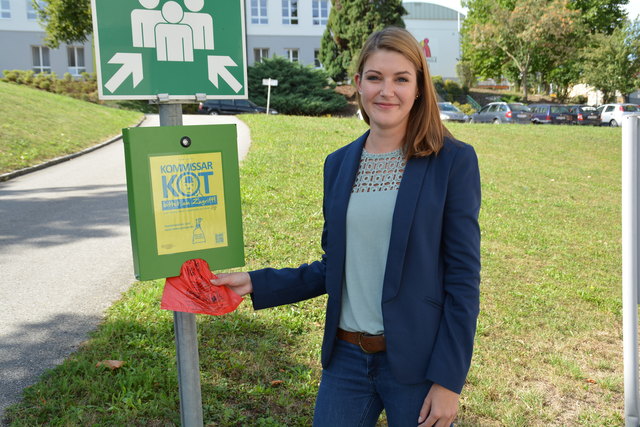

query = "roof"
[[403, 2, 464, 20]]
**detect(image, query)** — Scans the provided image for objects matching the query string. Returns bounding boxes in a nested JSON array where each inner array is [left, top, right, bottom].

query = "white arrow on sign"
[[105, 53, 143, 93], [207, 56, 242, 93]]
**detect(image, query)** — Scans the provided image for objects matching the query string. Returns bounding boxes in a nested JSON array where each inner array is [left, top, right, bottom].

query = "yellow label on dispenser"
[[149, 152, 228, 255]]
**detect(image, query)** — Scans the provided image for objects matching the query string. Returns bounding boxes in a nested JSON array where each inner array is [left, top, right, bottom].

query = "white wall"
[[405, 18, 462, 81], [0, 0, 44, 31], [245, 0, 328, 37]]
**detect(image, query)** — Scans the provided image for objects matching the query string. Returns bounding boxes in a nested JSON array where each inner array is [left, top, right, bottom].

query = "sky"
[[422, 0, 640, 20], [625, 2, 640, 21]]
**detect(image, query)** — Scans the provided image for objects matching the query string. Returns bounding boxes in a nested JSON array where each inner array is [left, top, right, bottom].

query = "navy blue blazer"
[[249, 131, 481, 394]]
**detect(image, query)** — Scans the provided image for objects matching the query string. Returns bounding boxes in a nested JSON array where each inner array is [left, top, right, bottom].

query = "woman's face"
[[355, 49, 419, 135]]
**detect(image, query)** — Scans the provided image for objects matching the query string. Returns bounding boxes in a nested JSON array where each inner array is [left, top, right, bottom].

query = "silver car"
[[470, 102, 532, 124], [596, 103, 640, 127], [437, 102, 469, 123]]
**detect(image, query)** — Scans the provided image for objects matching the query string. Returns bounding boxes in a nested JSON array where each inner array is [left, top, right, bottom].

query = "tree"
[[319, 0, 406, 82], [460, 0, 514, 83], [35, 0, 93, 48], [568, 0, 629, 34], [581, 19, 640, 102], [247, 56, 347, 115], [462, 0, 583, 100]]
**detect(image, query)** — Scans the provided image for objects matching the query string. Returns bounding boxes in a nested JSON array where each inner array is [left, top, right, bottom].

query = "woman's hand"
[[417, 383, 460, 426], [211, 272, 253, 297]]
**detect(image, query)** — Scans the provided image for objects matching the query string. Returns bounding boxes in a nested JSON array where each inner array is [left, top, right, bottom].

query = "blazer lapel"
[[382, 154, 431, 302]]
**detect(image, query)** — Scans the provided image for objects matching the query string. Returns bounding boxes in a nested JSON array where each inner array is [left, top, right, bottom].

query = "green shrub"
[[444, 79, 464, 100], [453, 102, 476, 115], [431, 75, 445, 94], [570, 95, 588, 105], [500, 94, 523, 103], [247, 57, 347, 115], [2, 69, 101, 104], [2, 70, 19, 82], [17, 70, 35, 86]]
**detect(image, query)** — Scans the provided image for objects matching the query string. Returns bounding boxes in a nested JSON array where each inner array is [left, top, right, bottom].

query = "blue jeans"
[[313, 339, 432, 427]]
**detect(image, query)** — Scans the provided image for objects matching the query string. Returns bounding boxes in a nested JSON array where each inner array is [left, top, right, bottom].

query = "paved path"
[[0, 114, 251, 422]]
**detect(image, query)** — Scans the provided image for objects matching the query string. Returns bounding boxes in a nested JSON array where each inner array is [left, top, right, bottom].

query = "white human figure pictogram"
[[155, 1, 194, 62], [131, 0, 163, 48], [182, 0, 214, 50]]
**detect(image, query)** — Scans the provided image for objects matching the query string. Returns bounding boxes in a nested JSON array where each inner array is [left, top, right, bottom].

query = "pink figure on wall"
[[420, 38, 431, 58]]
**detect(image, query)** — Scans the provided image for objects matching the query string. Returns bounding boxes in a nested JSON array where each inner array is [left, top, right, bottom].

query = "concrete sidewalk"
[[0, 114, 251, 423]]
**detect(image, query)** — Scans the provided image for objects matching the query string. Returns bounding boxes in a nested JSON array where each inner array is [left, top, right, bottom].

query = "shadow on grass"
[[0, 312, 102, 425], [2, 299, 319, 426]]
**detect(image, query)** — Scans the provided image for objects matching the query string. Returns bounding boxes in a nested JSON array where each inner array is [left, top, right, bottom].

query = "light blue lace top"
[[339, 148, 406, 335]]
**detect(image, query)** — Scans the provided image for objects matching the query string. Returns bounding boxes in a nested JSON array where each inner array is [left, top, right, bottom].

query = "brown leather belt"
[[337, 328, 386, 353]]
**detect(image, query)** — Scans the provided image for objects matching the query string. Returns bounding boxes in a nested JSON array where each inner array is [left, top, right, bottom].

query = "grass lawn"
[[0, 81, 143, 175], [4, 116, 623, 426]]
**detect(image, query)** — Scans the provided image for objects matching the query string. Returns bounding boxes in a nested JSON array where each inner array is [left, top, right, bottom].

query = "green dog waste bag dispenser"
[[123, 124, 244, 281]]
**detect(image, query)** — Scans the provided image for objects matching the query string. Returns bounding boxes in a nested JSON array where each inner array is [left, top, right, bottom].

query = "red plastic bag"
[[160, 259, 243, 316]]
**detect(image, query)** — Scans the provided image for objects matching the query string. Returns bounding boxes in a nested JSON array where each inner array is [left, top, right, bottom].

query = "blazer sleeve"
[[425, 143, 481, 394], [248, 158, 331, 310]]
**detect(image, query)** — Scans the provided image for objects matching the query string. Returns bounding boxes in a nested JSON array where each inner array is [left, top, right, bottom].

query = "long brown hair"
[[354, 27, 451, 158]]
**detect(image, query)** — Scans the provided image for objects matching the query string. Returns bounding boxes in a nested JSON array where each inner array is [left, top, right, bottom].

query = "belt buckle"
[[358, 333, 374, 354]]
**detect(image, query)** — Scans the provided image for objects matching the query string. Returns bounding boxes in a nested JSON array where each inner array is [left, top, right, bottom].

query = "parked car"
[[529, 104, 573, 125], [567, 105, 600, 126], [198, 99, 278, 115], [596, 103, 640, 127], [469, 102, 532, 124], [437, 102, 469, 123]]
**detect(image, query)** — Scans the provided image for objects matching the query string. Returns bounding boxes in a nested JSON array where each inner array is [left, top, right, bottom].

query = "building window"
[[68, 46, 85, 75], [314, 49, 322, 68], [32, 46, 51, 73], [254, 48, 269, 63], [285, 48, 299, 62], [1, 0, 11, 19], [312, 0, 328, 25], [26, 0, 43, 20], [282, 0, 298, 25], [251, 0, 267, 24]]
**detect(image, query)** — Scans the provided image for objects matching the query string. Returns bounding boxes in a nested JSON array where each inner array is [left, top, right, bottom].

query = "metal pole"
[[623, 115, 640, 427], [266, 84, 271, 115], [158, 102, 204, 427]]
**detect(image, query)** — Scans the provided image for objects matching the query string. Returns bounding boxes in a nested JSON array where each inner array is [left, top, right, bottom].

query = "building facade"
[[0, 0, 93, 77], [244, 0, 464, 81], [0, 0, 463, 81], [403, 1, 464, 81], [245, 0, 329, 68]]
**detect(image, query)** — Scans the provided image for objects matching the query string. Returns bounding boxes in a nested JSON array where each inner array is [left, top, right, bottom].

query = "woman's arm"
[[425, 142, 482, 394]]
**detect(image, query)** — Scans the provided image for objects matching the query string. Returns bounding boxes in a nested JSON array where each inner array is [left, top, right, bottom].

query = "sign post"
[[91, 1, 248, 425], [623, 115, 640, 427], [159, 105, 203, 427], [262, 78, 278, 115]]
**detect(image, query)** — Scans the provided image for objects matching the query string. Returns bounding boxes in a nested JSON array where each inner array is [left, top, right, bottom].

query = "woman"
[[212, 27, 481, 426]]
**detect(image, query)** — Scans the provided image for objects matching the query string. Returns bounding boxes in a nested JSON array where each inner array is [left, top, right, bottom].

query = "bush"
[[453, 102, 476, 116], [431, 75, 445, 94], [444, 79, 464, 99], [500, 94, 523, 103], [247, 57, 348, 116], [432, 76, 468, 103], [2, 69, 100, 104], [569, 95, 588, 105]]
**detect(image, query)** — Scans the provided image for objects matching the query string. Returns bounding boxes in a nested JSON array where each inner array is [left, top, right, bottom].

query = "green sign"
[[90, 0, 247, 100], [123, 124, 244, 280]]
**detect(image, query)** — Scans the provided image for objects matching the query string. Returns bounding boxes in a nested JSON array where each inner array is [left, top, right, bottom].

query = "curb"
[[0, 117, 147, 183]]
